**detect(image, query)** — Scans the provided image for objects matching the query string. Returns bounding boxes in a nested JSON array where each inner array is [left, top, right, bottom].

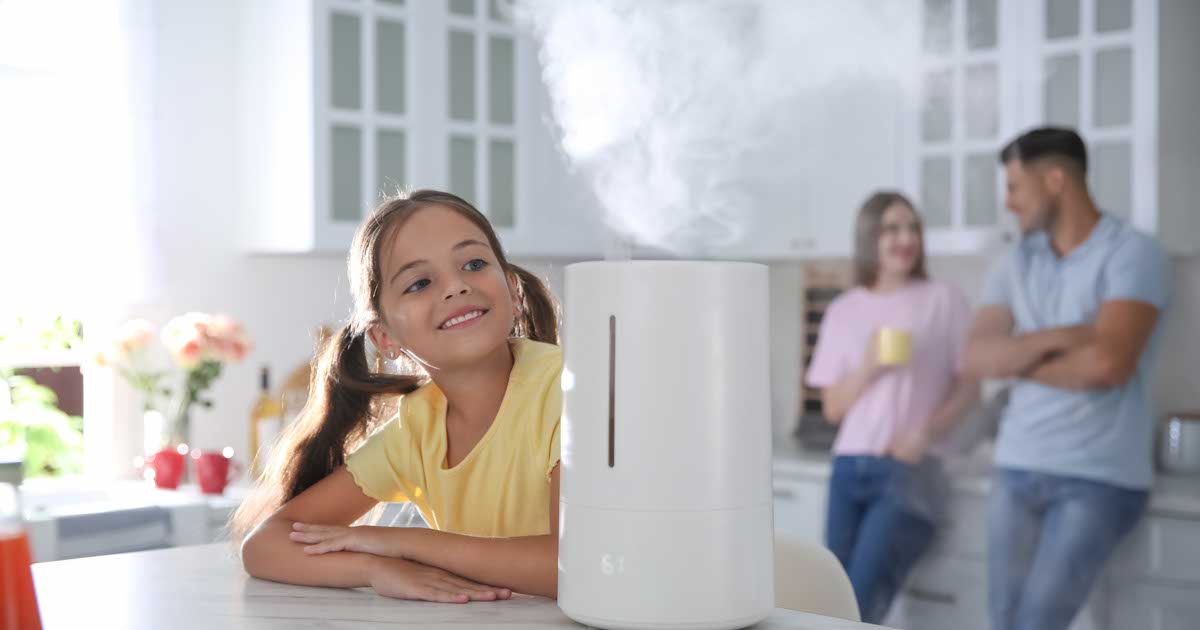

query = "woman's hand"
[[886, 428, 929, 465], [366, 555, 513, 603], [290, 523, 405, 558], [861, 330, 893, 378]]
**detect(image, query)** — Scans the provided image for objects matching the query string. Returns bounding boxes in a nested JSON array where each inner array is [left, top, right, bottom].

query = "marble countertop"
[[31, 544, 888, 630], [19, 479, 243, 522], [771, 439, 1200, 518]]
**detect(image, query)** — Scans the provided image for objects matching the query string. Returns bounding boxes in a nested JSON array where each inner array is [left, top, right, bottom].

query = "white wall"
[[106, 1, 353, 478]]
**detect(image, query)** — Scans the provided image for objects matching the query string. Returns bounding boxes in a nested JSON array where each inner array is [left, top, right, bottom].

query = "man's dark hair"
[[998, 127, 1088, 174]]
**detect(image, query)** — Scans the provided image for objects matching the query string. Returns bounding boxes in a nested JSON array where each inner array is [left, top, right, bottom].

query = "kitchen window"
[[0, 316, 88, 480], [1, 0, 157, 481]]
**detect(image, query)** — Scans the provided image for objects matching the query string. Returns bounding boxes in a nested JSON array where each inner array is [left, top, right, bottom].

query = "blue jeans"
[[826, 455, 947, 623], [988, 468, 1149, 630]]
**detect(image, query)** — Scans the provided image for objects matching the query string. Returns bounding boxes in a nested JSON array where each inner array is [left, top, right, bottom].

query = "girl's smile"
[[439, 307, 489, 331]]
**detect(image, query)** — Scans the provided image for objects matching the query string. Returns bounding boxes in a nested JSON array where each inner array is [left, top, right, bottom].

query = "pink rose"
[[161, 312, 251, 366], [208, 314, 242, 339], [114, 319, 156, 358], [208, 314, 252, 363], [226, 339, 250, 362], [162, 313, 213, 367], [177, 339, 203, 368]]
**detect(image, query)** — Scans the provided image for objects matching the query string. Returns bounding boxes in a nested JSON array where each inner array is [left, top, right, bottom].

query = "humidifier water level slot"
[[608, 314, 615, 468]]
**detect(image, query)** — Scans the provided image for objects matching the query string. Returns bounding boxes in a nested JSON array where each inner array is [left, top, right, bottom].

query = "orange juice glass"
[[1, 482, 42, 630]]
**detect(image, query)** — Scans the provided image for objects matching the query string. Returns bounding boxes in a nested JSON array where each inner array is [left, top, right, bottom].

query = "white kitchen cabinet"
[[700, 76, 911, 261], [772, 474, 827, 546], [902, 0, 1020, 256], [924, 491, 988, 562], [1022, 0, 1200, 255], [906, 0, 1200, 256], [236, 0, 605, 256], [771, 453, 1200, 630], [884, 556, 989, 630], [1108, 512, 1200, 583], [236, 0, 416, 252], [1110, 581, 1200, 630], [1105, 512, 1200, 629], [21, 483, 240, 562]]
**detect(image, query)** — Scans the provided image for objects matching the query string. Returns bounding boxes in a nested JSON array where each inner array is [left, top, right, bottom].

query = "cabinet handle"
[[772, 489, 796, 499], [789, 237, 816, 251], [905, 587, 957, 606]]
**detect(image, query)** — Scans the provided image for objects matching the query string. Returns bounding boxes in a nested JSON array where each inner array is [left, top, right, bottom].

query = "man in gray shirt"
[[966, 128, 1171, 630]]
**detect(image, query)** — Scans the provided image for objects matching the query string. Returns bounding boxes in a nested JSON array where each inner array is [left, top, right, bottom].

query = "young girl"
[[804, 191, 980, 623], [233, 190, 563, 603]]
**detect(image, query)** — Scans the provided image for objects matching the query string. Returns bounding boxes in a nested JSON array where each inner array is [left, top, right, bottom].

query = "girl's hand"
[[290, 523, 404, 558], [887, 428, 929, 465], [367, 556, 513, 603]]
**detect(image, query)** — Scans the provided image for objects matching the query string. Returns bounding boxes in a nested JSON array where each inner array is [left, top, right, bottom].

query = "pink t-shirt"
[[804, 280, 971, 457]]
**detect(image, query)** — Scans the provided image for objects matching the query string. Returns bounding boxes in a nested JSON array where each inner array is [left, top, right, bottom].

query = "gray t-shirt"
[[980, 214, 1172, 489]]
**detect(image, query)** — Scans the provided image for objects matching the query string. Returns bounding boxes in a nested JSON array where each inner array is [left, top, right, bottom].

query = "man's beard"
[[1023, 198, 1059, 235]]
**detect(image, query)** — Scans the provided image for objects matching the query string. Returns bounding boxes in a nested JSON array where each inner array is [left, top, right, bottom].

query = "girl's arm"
[[292, 464, 562, 598], [241, 468, 379, 586], [242, 468, 511, 602]]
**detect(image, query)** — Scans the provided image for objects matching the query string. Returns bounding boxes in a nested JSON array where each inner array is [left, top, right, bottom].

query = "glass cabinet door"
[[915, 0, 1005, 234], [444, 0, 517, 228], [1037, 0, 1136, 219]]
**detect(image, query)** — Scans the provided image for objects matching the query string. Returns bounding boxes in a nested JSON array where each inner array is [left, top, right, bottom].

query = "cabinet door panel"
[[773, 477, 827, 545]]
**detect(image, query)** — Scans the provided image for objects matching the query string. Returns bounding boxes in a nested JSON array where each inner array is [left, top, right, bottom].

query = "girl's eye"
[[464, 259, 488, 272], [404, 279, 431, 294]]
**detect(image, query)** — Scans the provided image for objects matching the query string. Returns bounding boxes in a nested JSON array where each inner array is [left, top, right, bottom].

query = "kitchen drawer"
[[889, 554, 1109, 630], [1110, 580, 1200, 630], [1110, 514, 1200, 583], [927, 492, 988, 561], [773, 476, 827, 545], [886, 555, 988, 630]]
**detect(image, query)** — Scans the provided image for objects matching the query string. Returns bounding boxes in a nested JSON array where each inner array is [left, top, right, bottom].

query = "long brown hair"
[[230, 190, 560, 545], [852, 191, 929, 288]]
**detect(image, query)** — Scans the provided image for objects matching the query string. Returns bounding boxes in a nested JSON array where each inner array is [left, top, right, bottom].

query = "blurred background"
[[1, 1, 1198, 627]]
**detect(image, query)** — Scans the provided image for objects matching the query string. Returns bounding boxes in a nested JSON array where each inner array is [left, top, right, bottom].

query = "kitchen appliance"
[[558, 261, 774, 630], [1159, 412, 1200, 475]]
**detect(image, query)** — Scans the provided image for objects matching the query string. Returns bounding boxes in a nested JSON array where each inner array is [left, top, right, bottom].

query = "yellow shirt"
[[345, 338, 562, 538]]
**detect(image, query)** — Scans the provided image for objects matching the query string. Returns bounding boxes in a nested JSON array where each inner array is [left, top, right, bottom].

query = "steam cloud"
[[518, 0, 920, 256]]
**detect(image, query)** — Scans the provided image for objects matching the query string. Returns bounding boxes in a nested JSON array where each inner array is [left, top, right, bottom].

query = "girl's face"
[[877, 202, 923, 279], [370, 206, 518, 373]]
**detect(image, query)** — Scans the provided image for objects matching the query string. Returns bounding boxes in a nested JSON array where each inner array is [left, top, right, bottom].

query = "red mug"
[[192, 449, 242, 495], [143, 448, 186, 490]]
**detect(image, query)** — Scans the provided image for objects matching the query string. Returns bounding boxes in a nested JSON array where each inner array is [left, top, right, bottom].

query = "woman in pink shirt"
[[805, 191, 980, 623]]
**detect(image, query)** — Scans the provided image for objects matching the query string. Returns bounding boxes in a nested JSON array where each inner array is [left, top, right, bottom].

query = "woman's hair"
[[230, 190, 559, 546], [852, 190, 929, 288]]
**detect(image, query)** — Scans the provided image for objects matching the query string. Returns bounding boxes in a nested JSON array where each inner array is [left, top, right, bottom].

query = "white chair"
[[774, 535, 861, 622]]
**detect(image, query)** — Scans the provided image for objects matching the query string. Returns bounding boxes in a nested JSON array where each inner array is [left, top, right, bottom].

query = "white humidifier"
[[558, 261, 774, 630]]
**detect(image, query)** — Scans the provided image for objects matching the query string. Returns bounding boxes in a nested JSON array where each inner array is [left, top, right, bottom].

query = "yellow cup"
[[878, 328, 913, 366]]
